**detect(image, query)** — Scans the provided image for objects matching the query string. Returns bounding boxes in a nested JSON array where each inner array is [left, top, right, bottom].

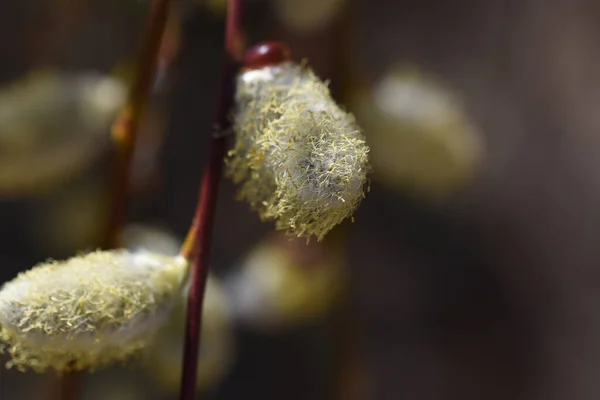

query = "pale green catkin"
[[0, 250, 187, 372], [226, 62, 370, 241]]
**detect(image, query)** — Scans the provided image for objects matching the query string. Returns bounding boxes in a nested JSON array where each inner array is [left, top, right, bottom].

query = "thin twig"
[[104, 0, 174, 249], [178, 0, 244, 398]]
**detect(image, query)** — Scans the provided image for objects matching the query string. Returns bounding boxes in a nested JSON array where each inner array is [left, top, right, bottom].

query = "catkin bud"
[[0, 250, 187, 372], [353, 65, 482, 200], [0, 71, 125, 195], [226, 60, 370, 241]]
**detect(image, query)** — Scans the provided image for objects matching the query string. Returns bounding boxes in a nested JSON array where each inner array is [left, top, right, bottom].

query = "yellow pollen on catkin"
[[0, 249, 188, 373], [226, 62, 370, 241]]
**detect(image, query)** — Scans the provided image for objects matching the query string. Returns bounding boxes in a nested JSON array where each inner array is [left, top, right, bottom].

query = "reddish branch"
[[178, 0, 244, 398]]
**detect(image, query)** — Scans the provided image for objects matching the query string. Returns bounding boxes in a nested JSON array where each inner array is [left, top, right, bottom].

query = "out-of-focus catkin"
[[224, 233, 343, 331], [352, 65, 482, 200], [0, 250, 187, 372], [226, 61, 370, 241]]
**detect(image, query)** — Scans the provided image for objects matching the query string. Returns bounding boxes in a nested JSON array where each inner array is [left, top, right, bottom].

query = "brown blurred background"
[[2, 0, 600, 399]]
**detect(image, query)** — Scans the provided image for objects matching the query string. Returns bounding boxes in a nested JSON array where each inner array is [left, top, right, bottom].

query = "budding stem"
[[178, 0, 245, 398], [104, 0, 174, 250], [58, 0, 174, 398]]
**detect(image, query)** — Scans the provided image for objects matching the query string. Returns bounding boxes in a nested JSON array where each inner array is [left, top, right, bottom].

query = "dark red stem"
[[178, 0, 244, 399]]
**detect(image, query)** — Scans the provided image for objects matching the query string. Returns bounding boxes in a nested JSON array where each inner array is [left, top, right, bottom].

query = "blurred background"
[[2, 0, 600, 399]]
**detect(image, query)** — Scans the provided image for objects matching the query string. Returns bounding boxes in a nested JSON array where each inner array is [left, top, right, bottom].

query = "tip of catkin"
[[226, 62, 370, 241], [0, 249, 188, 372]]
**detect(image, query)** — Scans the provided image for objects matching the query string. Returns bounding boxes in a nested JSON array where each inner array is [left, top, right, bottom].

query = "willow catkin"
[[0, 250, 187, 372], [0, 71, 125, 195], [353, 66, 482, 200], [226, 61, 370, 241], [224, 233, 343, 331]]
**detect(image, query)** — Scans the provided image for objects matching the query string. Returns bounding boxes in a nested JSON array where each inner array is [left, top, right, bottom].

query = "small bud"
[[0, 250, 188, 372], [242, 42, 291, 70], [226, 60, 370, 241]]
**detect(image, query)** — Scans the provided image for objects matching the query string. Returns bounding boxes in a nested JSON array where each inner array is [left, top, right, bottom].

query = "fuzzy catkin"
[[224, 234, 343, 331], [0, 250, 187, 372], [226, 62, 369, 241], [353, 66, 482, 200]]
